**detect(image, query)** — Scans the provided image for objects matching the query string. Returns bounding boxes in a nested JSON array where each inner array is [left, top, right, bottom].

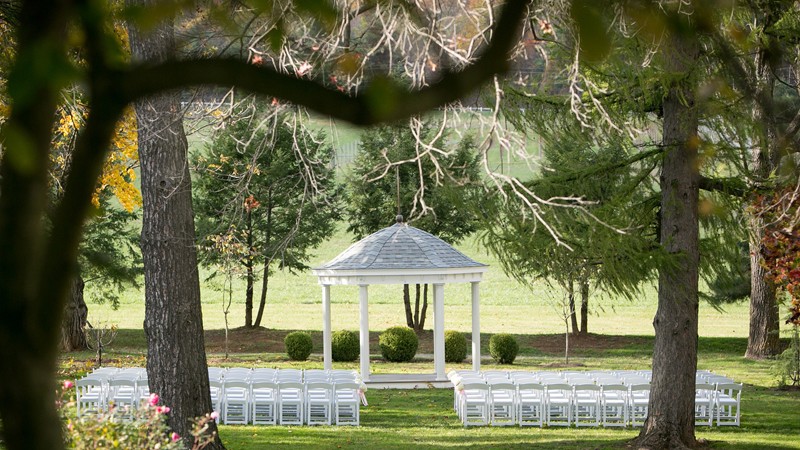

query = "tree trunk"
[[245, 209, 253, 328], [128, 3, 223, 448], [634, 27, 699, 450], [746, 6, 782, 359], [568, 279, 578, 335], [419, 284, 428, 330], [61, 275, 89, 351], [747, 232, 780, 359], [254, 262, 269, 328], [404, 284, 414, 328], [253, 198, 273, 328], [579, 278, 589, 336], [0, 0, 73, 447]]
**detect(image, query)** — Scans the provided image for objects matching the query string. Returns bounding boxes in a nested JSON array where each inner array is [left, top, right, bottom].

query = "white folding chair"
[[107, 377, 137, 419], [251, 381, 278, 425], [517, 382, 545, 427], [572, 384, 601, 427], [209, 380, 223, 416], [75, 377, 106, 416], [715, 383, 742, 426], [488, 381, 516, 426], [278, 382, 305, 425], [544, 383, 572, 427], [600, 384, 629, 427], [222, 380, 250, 425], [458, 382, 490, 427], [334, 382, 361, 426], [306, 382, 334, 425], [629, 383, 650, 427], [695, 383, 715, 427]]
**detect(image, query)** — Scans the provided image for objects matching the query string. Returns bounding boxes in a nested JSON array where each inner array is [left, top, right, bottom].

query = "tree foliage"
[[193, 106, 339, 328]]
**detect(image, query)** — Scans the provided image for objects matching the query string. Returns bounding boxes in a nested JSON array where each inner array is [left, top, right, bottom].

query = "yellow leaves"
[[95, 107, 142, 212]]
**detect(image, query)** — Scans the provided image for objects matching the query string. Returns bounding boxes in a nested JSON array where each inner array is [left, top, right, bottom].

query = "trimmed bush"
[[379, 326, 418, 362], [284, 331, 313, 361], [332, 330, 359, 362], [489, 333, 518, 364], [444, 330, 467, 363]]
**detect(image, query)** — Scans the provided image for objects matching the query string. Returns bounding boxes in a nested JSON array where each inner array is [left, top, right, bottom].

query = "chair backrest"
[[278, 382, 304, 393], [109, 378, 136, 388], [517, 382, 545, 393], [716, 383, 742, 397], [306, 382, 333, 395], [76, 377, 104, 392], [334, 382, 361, 391], [224, 380, 250, 392], [629, 383, 651, 394], [601, 384, 628, 393]]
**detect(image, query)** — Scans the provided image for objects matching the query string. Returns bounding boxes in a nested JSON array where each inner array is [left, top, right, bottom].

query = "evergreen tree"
[[193, 107, 340, 328]]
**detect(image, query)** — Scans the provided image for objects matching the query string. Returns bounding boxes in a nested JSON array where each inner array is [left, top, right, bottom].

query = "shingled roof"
[[316, 220, 486, 271]]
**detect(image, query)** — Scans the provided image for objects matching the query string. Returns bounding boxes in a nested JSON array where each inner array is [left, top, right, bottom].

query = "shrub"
[[284, 331, 313, 361], [332, 330, 359, 362], [489, 333, 519, 364], [379, 326, 418, 362], [775, 326, 800, 387], [60, 388, 216, 450], [444, 330, 467, 363]]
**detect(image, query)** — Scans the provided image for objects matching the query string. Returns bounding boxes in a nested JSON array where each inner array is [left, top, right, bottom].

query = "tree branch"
[[119, 0, 531, 125], [698, 175, 750, 197]]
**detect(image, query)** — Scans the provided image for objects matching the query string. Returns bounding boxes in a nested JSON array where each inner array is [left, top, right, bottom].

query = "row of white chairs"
[[212, 379, 362, 426], [449, 370, 741, 428], [75, 367, 365, 426], [75, 368, 150, 418]]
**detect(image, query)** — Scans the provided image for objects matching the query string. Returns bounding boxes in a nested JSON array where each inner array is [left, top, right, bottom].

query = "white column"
[[322, 284, 332, 371], [359, 285, 370, 381], [471, 281, 481, 372], [433, 283, 445, 381]]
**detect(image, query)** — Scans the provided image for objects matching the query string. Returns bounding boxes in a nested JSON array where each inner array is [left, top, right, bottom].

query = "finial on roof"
[[396, 214, 404, 224]]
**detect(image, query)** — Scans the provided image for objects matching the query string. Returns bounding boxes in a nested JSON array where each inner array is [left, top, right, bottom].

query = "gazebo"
[[311, 216, 488, 382]]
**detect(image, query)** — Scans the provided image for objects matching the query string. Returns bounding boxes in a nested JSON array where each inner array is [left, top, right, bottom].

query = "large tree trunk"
[[634, 26, 700, 450], [418, 284, 429, 331], [746, 6, 782, 359], [61, 275, 89, 351], [127, 4, 223, 448], [579, 278, 589, 336]]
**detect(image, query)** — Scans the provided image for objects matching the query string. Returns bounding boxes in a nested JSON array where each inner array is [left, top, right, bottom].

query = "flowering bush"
[[59, 384, 216, 449]]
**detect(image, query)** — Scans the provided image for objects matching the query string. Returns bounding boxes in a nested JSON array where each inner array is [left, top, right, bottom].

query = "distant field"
[[85, 223, 777, 341]]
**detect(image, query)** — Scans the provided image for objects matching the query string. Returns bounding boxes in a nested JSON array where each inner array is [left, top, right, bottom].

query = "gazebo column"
[[471, 281, 480, 372], [322, 284, 332, 371], [359, 284, 370, 381], [433, 283, 445, 381]]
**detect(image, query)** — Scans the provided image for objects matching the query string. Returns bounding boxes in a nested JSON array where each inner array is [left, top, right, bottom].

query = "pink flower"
[[156, 405, 171, 414], [171, 432, 180, 442], [148, 393, 159, 406], [210, 411, 220, 421], [63, 380, 74, 389]]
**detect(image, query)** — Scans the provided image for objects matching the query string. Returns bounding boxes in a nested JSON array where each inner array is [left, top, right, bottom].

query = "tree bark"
[[746, 5, 782, 359], [634, 25, 700, 450], [579, 278, 589, 336], [61, 275, 89, 351], [127, 3, 223, 448], [404, 284, 414, 328]]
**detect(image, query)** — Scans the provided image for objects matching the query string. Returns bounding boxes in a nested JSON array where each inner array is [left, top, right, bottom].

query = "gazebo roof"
[[312, 218, 487, 285]]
